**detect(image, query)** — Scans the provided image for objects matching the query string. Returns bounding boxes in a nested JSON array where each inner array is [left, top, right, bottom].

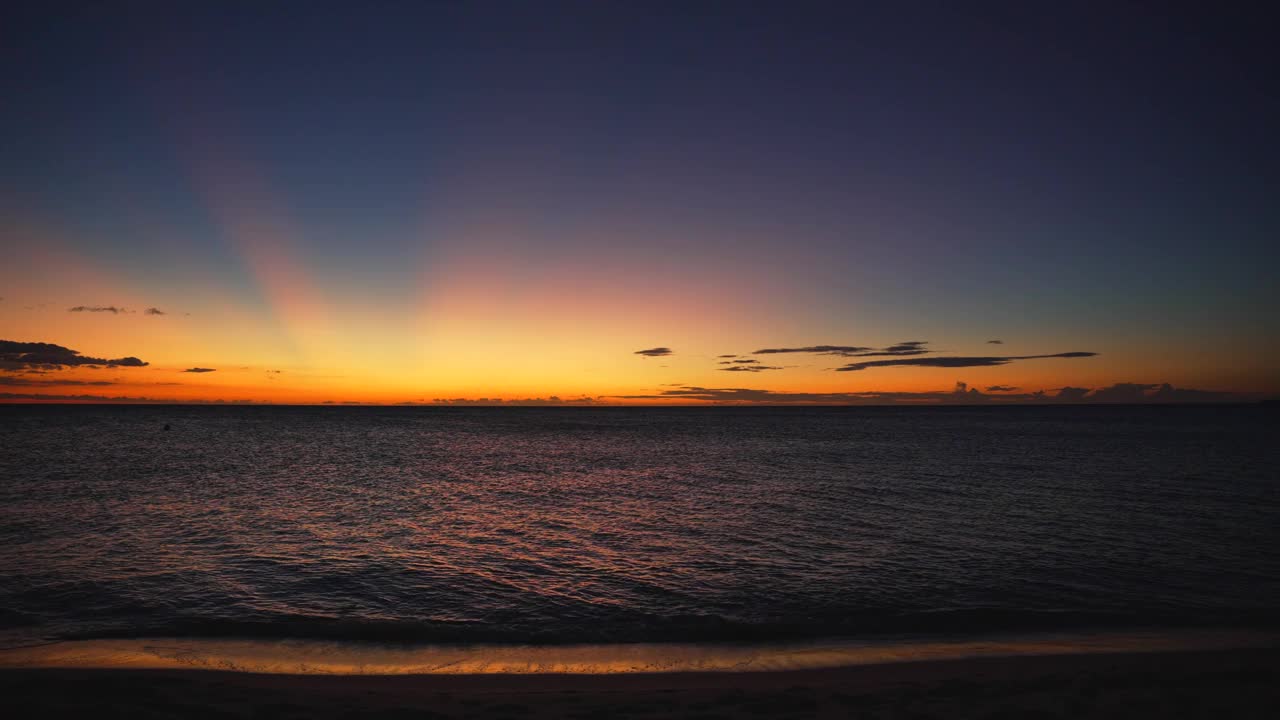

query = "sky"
[[2, 2, 1277, 405]]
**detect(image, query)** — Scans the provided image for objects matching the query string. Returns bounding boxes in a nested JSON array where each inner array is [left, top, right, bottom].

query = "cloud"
[[0, 392, 148, 402], [68, 305, 130, 314], [431, 395, 600, 406], [0, 340, 149, 371], [987, 339, 1004, 344], [753, 341, 934, 358], [719, 365, 784, 372], [985, 385, 1020, 392], [183, 367, 216, 373], [608, 380, 1255, 405], [717, 354, 737, 358], [0, 377, 115, 387], [1084, 382, 1244, 404], [145, 307, 166, 315], [754, 344, 871, 356], [634, 347, 673, 357], [1087, 382, 1158, 403], [0, 393, 256, 403], [835, 352, 1097, 372]]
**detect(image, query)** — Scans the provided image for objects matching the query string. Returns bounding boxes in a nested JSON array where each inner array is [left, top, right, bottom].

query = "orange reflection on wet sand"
[[1, 629, 1273, 675]]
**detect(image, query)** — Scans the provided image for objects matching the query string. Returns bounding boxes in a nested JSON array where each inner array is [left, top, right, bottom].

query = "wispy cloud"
[[0, 377, 115, 387], [834, 352, 1096, 372], [609, 381, 1254, 405], [719, 365, 784, 372], [0, 393, 253, 403], [753, 344, 870, 356], [145, 307, 167, 315], [753, 341, 932, 358], [68, 305, 129, 314], [987, 339, 1003, 344], [183, 367, 216, 373], [634, 347, 673, 357], [0, 340, 149, 371], [432, 396, 600, 406]]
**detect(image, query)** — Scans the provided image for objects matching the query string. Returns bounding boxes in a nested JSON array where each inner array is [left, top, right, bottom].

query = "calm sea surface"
[[1, 405, 1277, 649]]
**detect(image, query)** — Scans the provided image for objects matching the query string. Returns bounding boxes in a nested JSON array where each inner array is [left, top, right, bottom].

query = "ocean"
[[2, 404, 1277, 651]]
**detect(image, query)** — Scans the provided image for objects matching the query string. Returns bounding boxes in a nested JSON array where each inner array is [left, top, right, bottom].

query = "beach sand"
[[3, 645, 1277, 719]]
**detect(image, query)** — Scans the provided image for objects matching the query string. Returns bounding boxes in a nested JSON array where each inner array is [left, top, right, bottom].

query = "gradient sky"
[[2, 2, 1277, 404]]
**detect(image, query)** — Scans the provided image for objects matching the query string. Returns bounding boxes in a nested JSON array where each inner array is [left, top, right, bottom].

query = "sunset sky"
[[3, 3, 1276, 404]]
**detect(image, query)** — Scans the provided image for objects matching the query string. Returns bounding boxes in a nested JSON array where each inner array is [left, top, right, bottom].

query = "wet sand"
[[3, 644, 1278, 718]]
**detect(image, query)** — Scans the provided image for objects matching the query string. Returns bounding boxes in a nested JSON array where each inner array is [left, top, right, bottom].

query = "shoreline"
[[2, 627, 1275, 675], [4, 645, 1277, 718]]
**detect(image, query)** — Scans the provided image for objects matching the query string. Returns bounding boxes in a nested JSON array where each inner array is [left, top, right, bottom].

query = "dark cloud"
[[754, 341, 934, 358], [717, 354, 737, 358], [634, 347, 672, 357], [145, 307, 166, 315], [732, 359, 760, 364], [835, 352, 1097, 372], [1055, 387, 1091, 401], [0, 393, 253, 403], [612, 385, 997, 404], [987, 339, 1004, 344], [864, 341, 931, 357], [69, 305, 126, 314], [0, 377, 115, 387], [183, 367, 216, 373], [0, 340, 149, 371], [754, 344, 871, 356], [609, 380, 1254, 405], [719, 365, 783, 372], [1082, 382, 1244, 404], [432, 396, 600, 406], [0, 392, 147, 402], [1147, 383, 1243, 403], [985, 385, 1020, 392], [1088, 382, 1158, 403]]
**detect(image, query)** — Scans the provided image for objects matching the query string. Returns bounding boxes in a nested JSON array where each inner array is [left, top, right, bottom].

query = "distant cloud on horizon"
[[145, 307, 167, 315], [432, 395, 600, 406], [634, 347, 673, 357], [609, 381, 1254, 405], [183, 367, 216, 373], [0, 340, 149, 371], [0, 377, 115, 387]]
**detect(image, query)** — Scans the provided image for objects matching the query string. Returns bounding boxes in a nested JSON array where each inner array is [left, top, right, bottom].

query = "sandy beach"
[[4, 642, 1277, 718]]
